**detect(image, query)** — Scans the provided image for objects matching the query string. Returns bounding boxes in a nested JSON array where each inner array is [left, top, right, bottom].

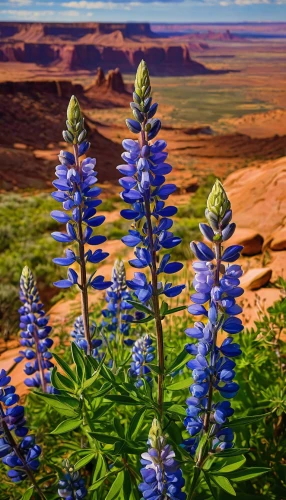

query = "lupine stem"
[[139, 123, 164, 422], [0, 414, 46, 500], [73, 144, 91, 355]]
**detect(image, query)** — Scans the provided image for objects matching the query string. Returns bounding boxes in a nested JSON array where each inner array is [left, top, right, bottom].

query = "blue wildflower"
[[0, 369, 41, 482], [183, 179, 243, 455], [58, 460, 87, 499], [16, 267, 53, 392], [70, 315, 102, 359], [129, 335, 155, 388], [51, 96, 112, 355], [118, 61, 185, 304], [101, 259, 134, 345], [139, 419, 186, 500]]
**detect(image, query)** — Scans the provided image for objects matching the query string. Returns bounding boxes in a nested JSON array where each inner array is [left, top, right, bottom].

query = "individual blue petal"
[[164, 262, 183, 274], [199, 223, 214, 242], [190, 293, 210, 304], [122, 235, 142, 247], [53, 257, 76, 266], [87, 215, 105, 227], [218, 382, 239, 399], [53, 280, 73, 288], [188, 304, 207, 316], [78, 141, 90, 156], [190, 242, 215, 261], [222, 223, 236, 241], [50, 210, 71, 224], [119, 176, 137, 190], [51, 191, 68, 203], [155, 183, 176, 199], [122, 189, 142, 203], [161, 236, 182, 249], [164, 284, 185, 297], [225, 304, 243, 315], [120, 209, 139, 220], [151, 163, 172, 175], [156, 206, 177, 217], [68, 268, 78, 284], [52, 179, 70, 191], [222, 245, 243, 262], [88, 235, 107, 246], [126, 118, 141, 134], [87, 186, 102, 198], [51, 232, 73, 243], [222, 317, 244, 334]]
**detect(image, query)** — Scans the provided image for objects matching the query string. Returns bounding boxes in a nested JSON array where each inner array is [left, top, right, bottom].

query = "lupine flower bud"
[[135, 60, 151, 99], [129, 335, 155, 388], [58, 460, 87, 499], [207, 179, 230, 220], [65, 95, 86, 144]]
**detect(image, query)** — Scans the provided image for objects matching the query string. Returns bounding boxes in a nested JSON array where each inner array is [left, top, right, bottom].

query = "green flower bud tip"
[[67, 95, 82, 125], [207, 179, 230, 219], [21, 266, 33, 287], [135, 60, 151, 99], [148, 418, 163, 449]]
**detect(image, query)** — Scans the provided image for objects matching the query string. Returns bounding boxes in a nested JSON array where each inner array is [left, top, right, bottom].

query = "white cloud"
[[8, 0, 32, 5], [62, 1, 123, 8], [1, 9, 55, 18]]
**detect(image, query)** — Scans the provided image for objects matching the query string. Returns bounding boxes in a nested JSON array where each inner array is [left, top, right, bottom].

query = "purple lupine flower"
[[0, 369, 41, 482], [183, 180, 243, 455], [101, 259, 134, 345], [58, 460, 87, 499], [139, 419, 186, 500], [118, 61, 185, 303], [70, 315, 102, 359], [129, 334, 155, 388], [15, 266, 53, 392], [51, 96, 112, 355]]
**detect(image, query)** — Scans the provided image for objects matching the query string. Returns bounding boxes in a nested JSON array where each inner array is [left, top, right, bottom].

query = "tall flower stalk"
[[51, 96, 112, 355], [183, 180, 244, 490], [118, 60, 185, 421], [16, 266, 54, 392]]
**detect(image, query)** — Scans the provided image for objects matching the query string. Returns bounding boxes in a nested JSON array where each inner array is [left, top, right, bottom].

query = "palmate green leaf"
[[74, 452, 96, 470], [166, 348, 188, 375], [221, 467, 270, 482], [71, 341, 86, 382], [34, 392, 79, 417], [89, 432, 124, 445], [166, 376, 193, 391], [105, 395, 142, 405], [105, 470, 125, 500], [51, 367, 75, 392], [210, 456, 246, 474], [127, 407, 147, 441], [52, 352, 78, 383], [91, 403, 114, 420], [89, 466, 124, 492], [211, 448, 250, 458], [93, 382, 113, 398], [126, 300, 154, 316], [167, 404, 186, 417], [51, 417, 82, 434], [210, 475, 236, 496], [21, 487, 34, 500], [225, 412, 271, 429]]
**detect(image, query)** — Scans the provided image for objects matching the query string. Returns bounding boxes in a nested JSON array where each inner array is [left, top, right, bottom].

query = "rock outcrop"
[[231, 228, 264, 256], [224, 156, 286, 239], [269, 227, 286, 251], [240, 268, 272, 290], [86, 67, 126, 94]]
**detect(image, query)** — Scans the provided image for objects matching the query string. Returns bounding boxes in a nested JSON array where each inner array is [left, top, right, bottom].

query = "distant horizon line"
[[0, 20, 286, 25]]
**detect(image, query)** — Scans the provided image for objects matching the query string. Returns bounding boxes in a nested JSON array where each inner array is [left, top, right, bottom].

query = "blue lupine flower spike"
[[71, 315, 102, 360], [183, 179, 243, 458], [58, 459, 87, 500], [16, 266, 54, 392], [0, 370, 43, 496], [139, 418, 186, 500], [51, 96, 112, 355], [129, 334, 155, 388], [119, 60, 185, 419], [101, 259, 134, 345]]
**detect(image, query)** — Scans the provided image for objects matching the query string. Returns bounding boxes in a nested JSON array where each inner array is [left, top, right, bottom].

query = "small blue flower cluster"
[[51, 96, 111, 292], [15, 267, 53, 392], [0, 369, 41, 482], [58, 461, 87, 500], [129, 334, 155, 388], [183, 180, 243, 455], [70, 315, 102, 359], [101, 259, 134, 345], [139, 419, 186, 500], [118, 61, 185, 303]]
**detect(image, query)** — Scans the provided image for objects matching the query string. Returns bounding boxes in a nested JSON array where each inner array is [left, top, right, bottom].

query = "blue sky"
[[0, 0, 285, 23]]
